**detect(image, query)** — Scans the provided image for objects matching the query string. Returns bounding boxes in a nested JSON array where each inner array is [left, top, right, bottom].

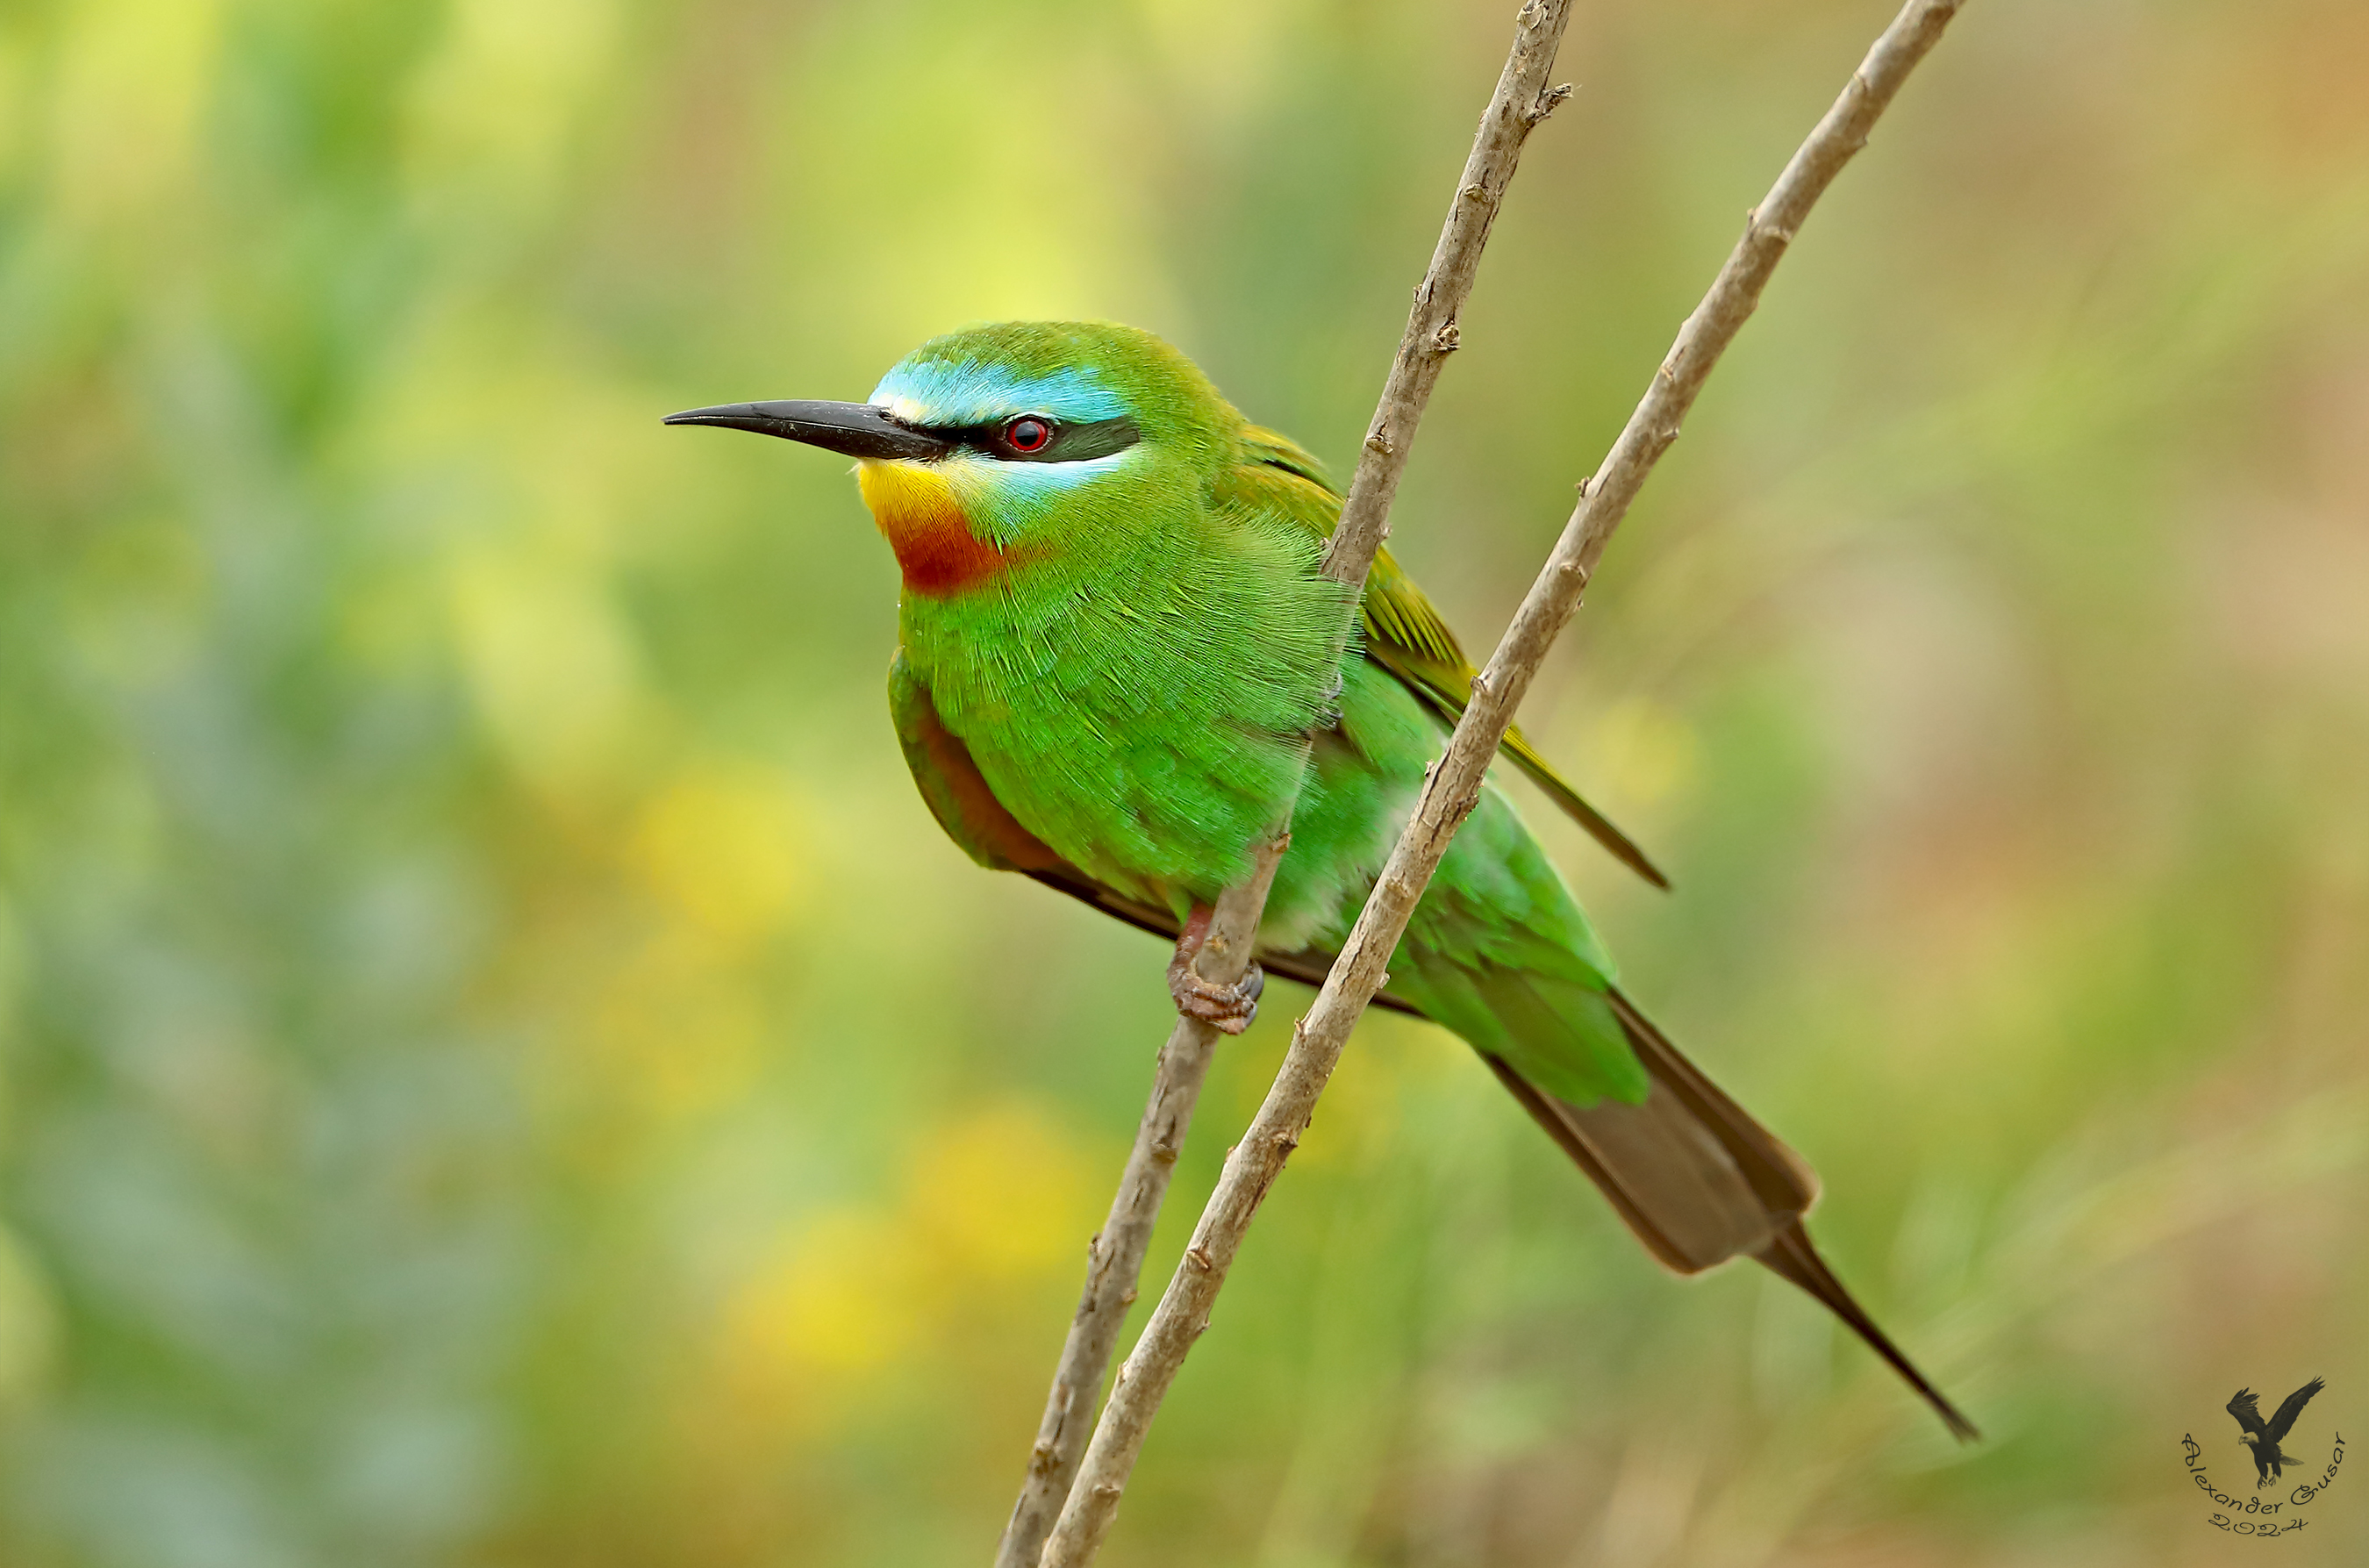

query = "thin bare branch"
[[991, 844, 1281, 1568], [993, 5, 1578, 1564], [1321, 0, 1578, 592], [991, 1018, 1214, 1568], [1035, 4, 1966, 1563]]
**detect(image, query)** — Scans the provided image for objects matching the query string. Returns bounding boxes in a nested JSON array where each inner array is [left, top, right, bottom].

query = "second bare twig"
[[1035, 4, 1968, 1564]]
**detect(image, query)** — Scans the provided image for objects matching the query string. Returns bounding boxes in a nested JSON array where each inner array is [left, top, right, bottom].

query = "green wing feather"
[[1220, 426, 1669, 888]]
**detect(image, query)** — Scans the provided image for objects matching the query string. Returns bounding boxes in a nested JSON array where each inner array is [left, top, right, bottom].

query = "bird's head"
[[667, 321, 1240, 598]]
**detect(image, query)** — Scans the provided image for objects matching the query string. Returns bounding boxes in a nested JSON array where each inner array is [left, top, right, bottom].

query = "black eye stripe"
[[902, 414, 1141, 464]]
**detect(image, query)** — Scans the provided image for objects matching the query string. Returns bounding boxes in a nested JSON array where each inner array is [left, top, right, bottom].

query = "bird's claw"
[[1168, 949, 1263, 1035], [1168, 905, 1264, 1035]]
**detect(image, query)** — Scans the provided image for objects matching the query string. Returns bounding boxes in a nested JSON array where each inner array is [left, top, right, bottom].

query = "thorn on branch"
[[1528, 82, 1574, 124], [1184, 1245, 1214, 1271]]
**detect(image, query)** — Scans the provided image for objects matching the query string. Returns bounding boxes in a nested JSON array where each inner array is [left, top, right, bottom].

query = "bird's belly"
[[949, 686, 1313, 914], [898, 574, 1408, 924], [931, 657, 1428, 951]]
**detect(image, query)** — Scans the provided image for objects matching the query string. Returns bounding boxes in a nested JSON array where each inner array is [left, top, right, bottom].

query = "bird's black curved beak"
[[662, 399, 948, 462]]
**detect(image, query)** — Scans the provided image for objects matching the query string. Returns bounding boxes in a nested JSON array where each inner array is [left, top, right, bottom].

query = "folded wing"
[[1221, 427, 1670, 889]]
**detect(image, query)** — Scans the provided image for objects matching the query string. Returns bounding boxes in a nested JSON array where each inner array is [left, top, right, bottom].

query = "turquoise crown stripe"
[[871, 360, 1129, 426]]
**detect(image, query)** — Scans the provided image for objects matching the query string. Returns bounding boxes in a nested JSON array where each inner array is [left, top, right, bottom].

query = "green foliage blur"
[[3, 0, 2365, 1564]]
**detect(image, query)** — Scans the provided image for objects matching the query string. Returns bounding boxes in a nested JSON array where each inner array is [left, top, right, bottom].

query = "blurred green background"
[[4, 0, 2366, 1564]]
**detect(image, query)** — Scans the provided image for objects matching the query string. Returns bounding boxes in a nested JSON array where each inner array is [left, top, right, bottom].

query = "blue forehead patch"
[[870, 360, 1129, 428]]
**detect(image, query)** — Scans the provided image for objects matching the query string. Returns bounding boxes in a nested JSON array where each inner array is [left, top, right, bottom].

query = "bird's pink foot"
[[1168, 906, 1263, 1035]]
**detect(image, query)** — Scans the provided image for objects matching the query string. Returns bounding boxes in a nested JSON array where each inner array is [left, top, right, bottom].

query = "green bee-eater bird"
[[669, 320, 1973, 1439]]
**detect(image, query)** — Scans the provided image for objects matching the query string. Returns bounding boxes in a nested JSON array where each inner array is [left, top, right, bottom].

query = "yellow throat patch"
[[855, 460, 1014, 597]]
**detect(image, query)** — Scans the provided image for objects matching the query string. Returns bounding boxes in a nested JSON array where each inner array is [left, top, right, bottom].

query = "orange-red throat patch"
[[855, 460, 1020, 597]]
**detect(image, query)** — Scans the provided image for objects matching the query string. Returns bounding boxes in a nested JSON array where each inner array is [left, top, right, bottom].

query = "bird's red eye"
[[1005, 416, 1052, 454]]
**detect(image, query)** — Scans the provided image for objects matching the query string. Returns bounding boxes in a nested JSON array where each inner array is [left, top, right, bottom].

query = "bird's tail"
[[1483, 986, 1979, 1442]]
